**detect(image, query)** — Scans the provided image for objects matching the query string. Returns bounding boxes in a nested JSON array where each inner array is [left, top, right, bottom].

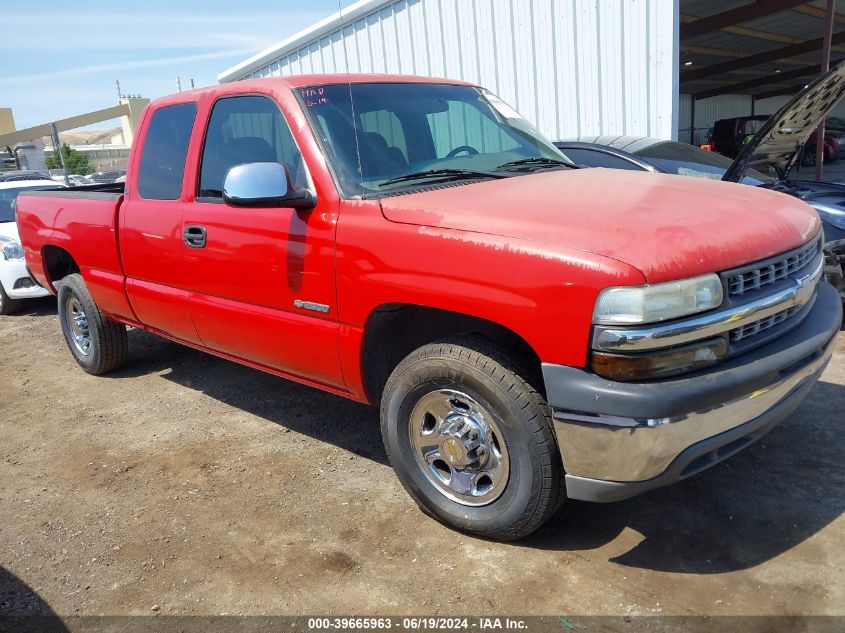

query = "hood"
[[0, 221, 20, 242], [379, 169, 820, 283], [724, 60, 845, 183]]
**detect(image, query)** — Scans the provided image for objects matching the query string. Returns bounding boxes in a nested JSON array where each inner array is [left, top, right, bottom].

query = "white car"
[[50, 174, 91, 187], [0, 180, 58, 314]]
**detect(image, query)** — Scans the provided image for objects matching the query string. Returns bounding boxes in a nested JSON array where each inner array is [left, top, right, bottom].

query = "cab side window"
[[199, 95, 307, 199], [137, 102, 197, 200]]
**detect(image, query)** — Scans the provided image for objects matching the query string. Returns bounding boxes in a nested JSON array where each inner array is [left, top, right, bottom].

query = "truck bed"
[[16, 184, 131, 319], [22, 181, 125, 199]]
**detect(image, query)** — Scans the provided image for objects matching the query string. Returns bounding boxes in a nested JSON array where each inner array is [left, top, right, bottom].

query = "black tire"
[[57, 273, 127, 375], [0, 283, 22, 315], [381, 337, 565, 541]]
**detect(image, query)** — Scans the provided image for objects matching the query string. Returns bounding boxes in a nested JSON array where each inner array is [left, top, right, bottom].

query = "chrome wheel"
[[409, 389, 510, 506], [65, 295, 91, 355]]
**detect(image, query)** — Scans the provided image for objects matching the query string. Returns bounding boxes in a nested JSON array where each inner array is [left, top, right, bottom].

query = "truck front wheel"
[[57, 273, 127, 375], [381, 337, 565, 540]]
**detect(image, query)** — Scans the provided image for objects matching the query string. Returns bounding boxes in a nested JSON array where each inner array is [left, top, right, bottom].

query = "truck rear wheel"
[[57, 273, 127, 375], [380, 337, 565, 541]]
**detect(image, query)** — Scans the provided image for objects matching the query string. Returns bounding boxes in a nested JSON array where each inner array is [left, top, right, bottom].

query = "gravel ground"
[[1, 296, 843, 618]]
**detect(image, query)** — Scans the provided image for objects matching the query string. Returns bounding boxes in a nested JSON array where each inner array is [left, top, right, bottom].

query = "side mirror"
[[223, 162, 315, 209]]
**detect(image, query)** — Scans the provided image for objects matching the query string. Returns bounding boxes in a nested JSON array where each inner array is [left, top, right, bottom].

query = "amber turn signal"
[[591, 337, 727, 381]]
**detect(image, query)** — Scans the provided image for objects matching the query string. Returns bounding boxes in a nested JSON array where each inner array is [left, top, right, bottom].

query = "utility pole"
[[50, 123, 69, 187], [176, 76, 182, 93]]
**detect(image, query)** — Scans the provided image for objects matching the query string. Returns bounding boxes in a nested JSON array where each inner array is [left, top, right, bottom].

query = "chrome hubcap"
[[65, 296, 90, 355], [409, 389, 509, 506]]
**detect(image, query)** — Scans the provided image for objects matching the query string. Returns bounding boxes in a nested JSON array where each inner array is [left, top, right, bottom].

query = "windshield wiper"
[[496, 157, 577, 171], [379, 168, 508, 188]]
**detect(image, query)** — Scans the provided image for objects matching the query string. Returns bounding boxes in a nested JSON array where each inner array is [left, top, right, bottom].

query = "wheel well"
[[41, 246, 79, 288], [361, 304, 543, 404]]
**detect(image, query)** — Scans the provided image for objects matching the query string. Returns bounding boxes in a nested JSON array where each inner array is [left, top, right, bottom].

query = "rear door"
[[181, 93, 344, 389], [121, 101, 202, 343]]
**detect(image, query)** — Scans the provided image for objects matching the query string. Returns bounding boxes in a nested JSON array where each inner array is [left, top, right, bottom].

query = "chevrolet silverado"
[[16, 75, 842, 540]]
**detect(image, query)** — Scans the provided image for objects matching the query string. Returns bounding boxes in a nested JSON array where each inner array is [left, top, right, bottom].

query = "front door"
[[181, 94, 343, 389]]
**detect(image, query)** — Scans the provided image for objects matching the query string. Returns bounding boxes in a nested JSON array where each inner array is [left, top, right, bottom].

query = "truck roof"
[[152, 74, 475, 107]]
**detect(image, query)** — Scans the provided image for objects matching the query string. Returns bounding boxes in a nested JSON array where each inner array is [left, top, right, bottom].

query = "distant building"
[[42, 143, 130, 172], [17, 140, 48, 172], [0, 108, 15, 137]]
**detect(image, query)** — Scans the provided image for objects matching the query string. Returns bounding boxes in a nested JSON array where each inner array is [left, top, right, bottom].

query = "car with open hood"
[[556, 60, 845, 302]]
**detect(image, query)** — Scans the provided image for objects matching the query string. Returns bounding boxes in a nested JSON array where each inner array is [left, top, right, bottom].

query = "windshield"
[[633, 141, 776, 185], [0, 184, 57, 222], [299, 82, 568, 197]]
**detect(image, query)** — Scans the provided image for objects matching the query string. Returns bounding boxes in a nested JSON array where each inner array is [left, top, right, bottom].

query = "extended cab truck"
[[17, 75, 843, 540]]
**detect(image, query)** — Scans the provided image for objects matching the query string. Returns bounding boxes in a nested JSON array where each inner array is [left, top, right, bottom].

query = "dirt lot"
[[1, 297, 844, 618]]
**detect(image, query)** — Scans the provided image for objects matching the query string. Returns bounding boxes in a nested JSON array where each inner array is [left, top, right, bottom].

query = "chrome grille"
[[729, 306, 800, 343], [728, 240, 819, 296]]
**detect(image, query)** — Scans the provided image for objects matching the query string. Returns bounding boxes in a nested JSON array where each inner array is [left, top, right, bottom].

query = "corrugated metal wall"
[[679, 94, 750, 144], [234, 0, 678, 141], [680, 93, 845, 145]]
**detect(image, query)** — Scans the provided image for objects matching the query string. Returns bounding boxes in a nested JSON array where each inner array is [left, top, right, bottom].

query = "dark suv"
[[711, 115, 770, 158]]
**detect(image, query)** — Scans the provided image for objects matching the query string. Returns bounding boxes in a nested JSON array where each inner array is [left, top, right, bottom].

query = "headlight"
[[813, 203, 845, 231], [593, 274, 723, 325], [0, 240, 25, 261]]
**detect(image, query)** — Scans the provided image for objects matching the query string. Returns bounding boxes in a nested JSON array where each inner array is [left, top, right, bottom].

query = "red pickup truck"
[[17, 75, 842, 540]]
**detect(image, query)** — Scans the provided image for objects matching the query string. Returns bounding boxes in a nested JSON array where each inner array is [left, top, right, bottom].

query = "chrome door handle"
[[183, 225, 206, 248]]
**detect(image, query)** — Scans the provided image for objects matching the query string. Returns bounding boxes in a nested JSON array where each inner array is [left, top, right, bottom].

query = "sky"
[[1, 0, 353, 130]]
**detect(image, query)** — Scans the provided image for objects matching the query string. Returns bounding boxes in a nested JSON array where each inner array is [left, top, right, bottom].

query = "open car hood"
[[724, 60, 845, 183]]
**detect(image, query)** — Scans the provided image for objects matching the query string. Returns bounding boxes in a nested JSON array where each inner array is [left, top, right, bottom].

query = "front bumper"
[[543, 281, 842, 503], [0, 260, 51, 300]]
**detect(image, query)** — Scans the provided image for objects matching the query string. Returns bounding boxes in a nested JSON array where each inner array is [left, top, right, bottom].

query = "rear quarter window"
[[138, 102, 197, 200]]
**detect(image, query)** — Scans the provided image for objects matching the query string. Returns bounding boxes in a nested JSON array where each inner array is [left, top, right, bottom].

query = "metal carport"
[[679, 0, 841, 177]]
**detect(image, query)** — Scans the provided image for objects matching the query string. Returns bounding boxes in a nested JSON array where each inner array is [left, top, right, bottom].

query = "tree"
[[46, 143, 93, 175]]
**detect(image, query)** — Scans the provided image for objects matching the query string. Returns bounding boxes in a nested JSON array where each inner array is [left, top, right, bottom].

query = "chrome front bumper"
[[542, 281, 842, 502]]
